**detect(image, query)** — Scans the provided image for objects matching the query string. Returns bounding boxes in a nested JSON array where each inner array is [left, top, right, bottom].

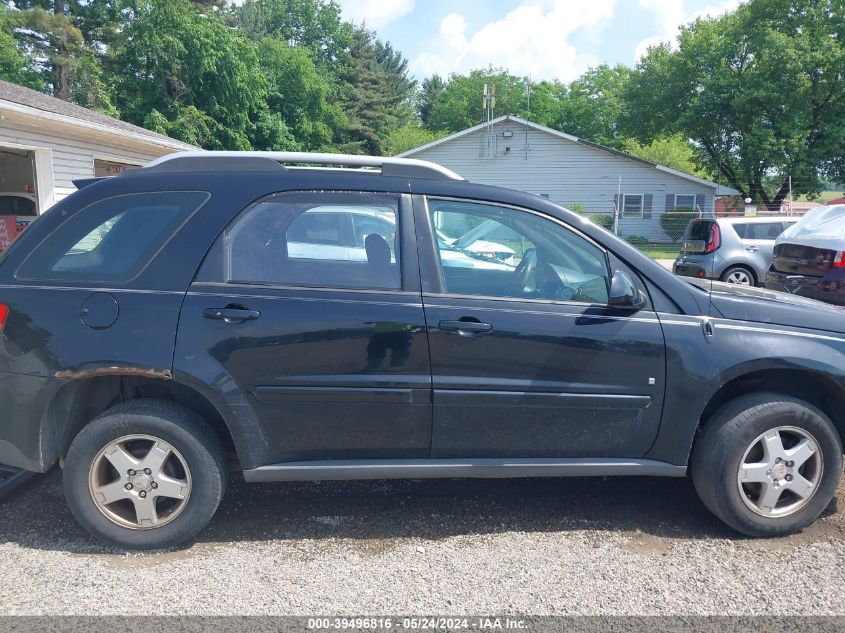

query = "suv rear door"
[[174, 192, 432, 468], [415, 196, 666, 459]]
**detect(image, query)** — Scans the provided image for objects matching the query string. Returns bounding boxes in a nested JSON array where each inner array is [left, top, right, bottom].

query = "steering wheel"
[[509, 248, 538, 296]]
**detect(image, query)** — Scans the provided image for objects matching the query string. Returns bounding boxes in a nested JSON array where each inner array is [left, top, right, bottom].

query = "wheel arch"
[[39, 373, 241, 471], [694, 367, 845, 453]]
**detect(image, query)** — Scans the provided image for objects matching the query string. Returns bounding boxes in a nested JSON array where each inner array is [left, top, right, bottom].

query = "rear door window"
[[225, 192, 401, 290], [17, 191, 208, 282]]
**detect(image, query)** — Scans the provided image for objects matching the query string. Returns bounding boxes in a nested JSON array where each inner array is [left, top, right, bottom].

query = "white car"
[[288, 206, 516, 271]]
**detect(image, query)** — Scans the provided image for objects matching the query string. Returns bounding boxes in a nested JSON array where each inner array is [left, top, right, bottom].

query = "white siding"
[[0, 120, 172, 206], [409, 120, 716, 242]]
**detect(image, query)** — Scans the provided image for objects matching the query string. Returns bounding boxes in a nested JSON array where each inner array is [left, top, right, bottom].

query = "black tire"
[[691, 392, 842, 537], [720, 265, 756, 286], [63, 399, 225, 550]]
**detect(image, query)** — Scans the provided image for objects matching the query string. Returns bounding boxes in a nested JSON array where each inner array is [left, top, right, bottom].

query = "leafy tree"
[[556, 64, 630, 146], [258, 37, 347, 150], [428, 68, 529, 132], [109, 0, 292, 150], [622, 135, 707, 177], [0, 7, 44, 89], [624, 0, 845, 210], [235, 0, 352, 69], [526, 80, 565, 129], [3, 0, 113, 110], [383, 125, 445, 156]]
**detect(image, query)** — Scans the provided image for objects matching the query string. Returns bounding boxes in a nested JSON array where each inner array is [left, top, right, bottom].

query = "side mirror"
[[608, 270, 647, 310]]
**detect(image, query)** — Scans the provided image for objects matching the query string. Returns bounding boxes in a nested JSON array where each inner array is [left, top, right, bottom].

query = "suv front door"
[[416, 197, 666, 459], [175, 192, 432, 467]]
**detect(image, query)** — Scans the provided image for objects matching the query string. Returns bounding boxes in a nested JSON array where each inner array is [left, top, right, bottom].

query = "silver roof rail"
[[143, 151, 464, 181]]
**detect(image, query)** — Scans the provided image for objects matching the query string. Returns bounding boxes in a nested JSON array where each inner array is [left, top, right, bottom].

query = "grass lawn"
[[635, 244, 680, 260], [795, 190, 844, 203]]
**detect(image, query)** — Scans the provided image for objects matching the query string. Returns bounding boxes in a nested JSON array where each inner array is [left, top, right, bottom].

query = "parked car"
[[766, 205, 845, 305], [2, 152, 845, 549], [673, 216, 798, 286]]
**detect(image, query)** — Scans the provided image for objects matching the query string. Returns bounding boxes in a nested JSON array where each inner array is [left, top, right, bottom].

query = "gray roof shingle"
[[0, 79, 194, 148]]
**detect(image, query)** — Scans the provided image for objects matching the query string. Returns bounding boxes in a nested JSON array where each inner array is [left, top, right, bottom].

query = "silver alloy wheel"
[[725, 269, 752, 285], [88, 434, 192, 530], [737, 426, 823, 517]]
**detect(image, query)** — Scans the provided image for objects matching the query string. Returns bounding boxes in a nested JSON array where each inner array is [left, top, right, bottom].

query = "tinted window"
[[227, 192, 401, 290], [17, 192, 207, 282], [688, 220, 714, 241], [428, 199, 609, 304], [737, 222, 784, 240]]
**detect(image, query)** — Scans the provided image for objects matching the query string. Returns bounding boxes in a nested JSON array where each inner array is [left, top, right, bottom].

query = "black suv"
[[1, 152, 844, 549]]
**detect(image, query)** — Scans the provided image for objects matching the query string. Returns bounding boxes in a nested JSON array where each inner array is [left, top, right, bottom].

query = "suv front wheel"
[[63, 399, 225, 550], [691, 392, 842, 536]]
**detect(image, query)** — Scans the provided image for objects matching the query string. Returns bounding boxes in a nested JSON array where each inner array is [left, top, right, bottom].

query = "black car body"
[[1, 152, 844, 548]]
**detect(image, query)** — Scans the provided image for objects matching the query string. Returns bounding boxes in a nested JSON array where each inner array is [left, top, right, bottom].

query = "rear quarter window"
[[16, 191, 209, 282]]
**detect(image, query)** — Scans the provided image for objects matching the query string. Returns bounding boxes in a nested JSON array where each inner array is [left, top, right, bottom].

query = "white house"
[[0, 79, 196, 214], [399, 115, 739, 242]]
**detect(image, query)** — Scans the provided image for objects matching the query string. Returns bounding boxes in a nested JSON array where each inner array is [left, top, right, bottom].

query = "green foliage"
[[660, 211, 694, 242], [622, 135, 707, 177], [556, 65, 631, 147], [568, 202, 585, 214], [625, 235, 649, 246], [109, 0, 288, 150], [591, 215, 615, 230], [624, 0, 845, 210], [0, 7, 44, 89], [428, 68, 529, 132], [383, 126, 445, 157], [337, 27, 416, 155]]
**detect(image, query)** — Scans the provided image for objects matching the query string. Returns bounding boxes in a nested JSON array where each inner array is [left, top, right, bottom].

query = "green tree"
[[109, 0, 292, 150], [3, 0, 113, 110], [429, 68, 529, 132], [556, 64, 630, 146], [418, 74, 445, 127], [0, 6, 44, 89], [337, 26, 416, 154], [383, 125, 445, 156], [624, 0, 845, 210], [235, 0, 352, 69], [258, 37, 347, 150], [622, 135, 707, 177]]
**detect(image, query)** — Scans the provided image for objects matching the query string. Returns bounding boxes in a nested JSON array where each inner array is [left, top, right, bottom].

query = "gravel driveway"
[[1, 469, 845, 615]]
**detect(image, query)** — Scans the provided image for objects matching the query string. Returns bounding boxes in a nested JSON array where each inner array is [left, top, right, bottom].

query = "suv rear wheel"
[[691, 392, 842, 536], [721, 266, 755, 286], [63, 399, 225, 550]]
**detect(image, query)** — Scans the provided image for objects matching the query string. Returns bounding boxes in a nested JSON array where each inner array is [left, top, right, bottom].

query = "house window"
[[622, 194, 644, 218], [674, 194, 697, 210]]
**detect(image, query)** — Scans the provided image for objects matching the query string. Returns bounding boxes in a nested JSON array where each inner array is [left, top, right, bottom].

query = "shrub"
[[625, 235, 649, 246], [591, 214, 615, 231], [660, 210, 694, 242]]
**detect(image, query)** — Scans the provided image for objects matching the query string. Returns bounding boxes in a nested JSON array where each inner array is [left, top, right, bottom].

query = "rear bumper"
[[0, 371, 52, 472], [765, 268, 845, 306], [673, 262, 713, 280]]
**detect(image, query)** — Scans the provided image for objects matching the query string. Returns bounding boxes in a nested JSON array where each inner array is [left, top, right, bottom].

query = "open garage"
[[0, 79, 195, 250]]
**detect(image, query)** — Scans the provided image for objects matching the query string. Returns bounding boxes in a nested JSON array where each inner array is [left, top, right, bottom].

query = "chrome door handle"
[[438, 320, 493, 335]]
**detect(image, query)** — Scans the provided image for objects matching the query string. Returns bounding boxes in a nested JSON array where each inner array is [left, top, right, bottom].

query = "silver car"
[[673, 216, 799, 286]]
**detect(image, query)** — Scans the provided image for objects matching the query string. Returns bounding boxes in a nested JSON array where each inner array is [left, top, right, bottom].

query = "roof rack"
[[142, 151, 464, 181]]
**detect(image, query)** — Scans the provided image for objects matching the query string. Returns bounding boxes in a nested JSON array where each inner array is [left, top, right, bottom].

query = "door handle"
[[746, 246, 759, 252], [438, 320, 493, 335], [203, 307, 261, 322]]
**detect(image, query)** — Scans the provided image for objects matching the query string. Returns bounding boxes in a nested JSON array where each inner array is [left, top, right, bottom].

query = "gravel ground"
[[1, 469, 845, 615]]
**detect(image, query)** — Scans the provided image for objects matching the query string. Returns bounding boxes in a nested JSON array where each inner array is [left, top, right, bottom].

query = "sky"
[[335, 0, 743, 82]]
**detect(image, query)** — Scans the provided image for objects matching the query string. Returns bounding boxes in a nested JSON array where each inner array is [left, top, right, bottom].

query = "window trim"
[[674, 193, 697, 211], [222, 190, 407, 293], [422, 195, 613, 308], [622, 194, 644, 218], [14, 190, 210, 284]]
